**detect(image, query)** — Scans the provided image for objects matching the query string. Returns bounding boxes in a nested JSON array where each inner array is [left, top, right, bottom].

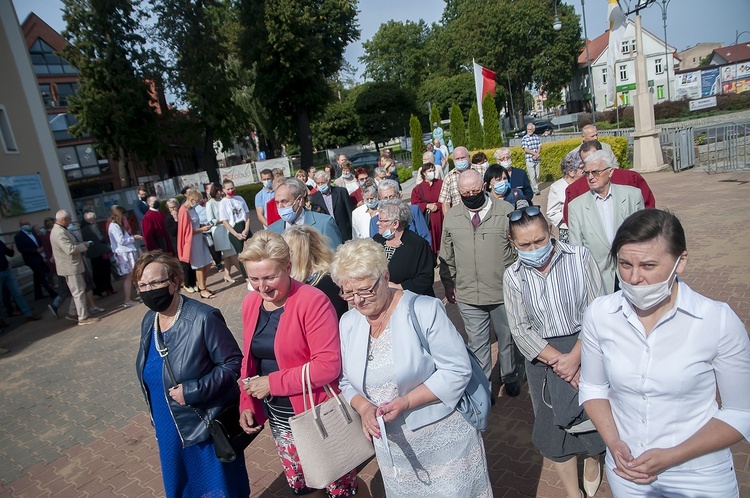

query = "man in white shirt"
[[567, 150, 643, 293], [219, 179, 251, 278]]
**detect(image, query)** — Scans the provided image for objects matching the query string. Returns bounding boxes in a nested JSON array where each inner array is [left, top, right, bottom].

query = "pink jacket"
[[239, 279, 342, 424]]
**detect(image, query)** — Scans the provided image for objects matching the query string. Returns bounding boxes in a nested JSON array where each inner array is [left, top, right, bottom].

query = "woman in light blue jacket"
[[330, 238, 491, 498]]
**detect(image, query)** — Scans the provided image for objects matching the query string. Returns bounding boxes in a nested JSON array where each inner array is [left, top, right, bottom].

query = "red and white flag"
[[606, 0, 626, 107], [473, 60, 497, 125]]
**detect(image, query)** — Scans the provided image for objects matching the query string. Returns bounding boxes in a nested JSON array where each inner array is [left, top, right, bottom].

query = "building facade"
[[678, 42, 723, 71]]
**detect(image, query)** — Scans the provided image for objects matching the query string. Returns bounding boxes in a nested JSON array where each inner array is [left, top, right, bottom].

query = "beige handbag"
[[288, 363, 375, 489]]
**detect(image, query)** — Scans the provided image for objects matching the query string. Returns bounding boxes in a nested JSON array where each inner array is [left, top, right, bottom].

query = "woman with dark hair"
[[410, 162, 443, 256], [484, 164, 529, 209], [504, 206, 605, 498], [580, 209, 750, 497], [134, 251, 249, 497], [547, 152, 584, 243]]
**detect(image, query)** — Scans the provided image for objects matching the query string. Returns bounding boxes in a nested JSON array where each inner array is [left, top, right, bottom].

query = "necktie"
[[471, 212, 480, 231]]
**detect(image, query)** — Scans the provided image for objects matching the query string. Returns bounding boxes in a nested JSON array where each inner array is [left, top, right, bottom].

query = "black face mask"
[[150, 201, 161, 209], [139, 195, 147, 201], [140, 286, 174, 312], [461, 192, 486, 211]]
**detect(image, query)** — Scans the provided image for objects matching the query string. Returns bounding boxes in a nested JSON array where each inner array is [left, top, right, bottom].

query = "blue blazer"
[[339, 291, 471, 431], [368, 205, 432, 245], [509, 167, 533, 201], [268, 209, 343, 249]]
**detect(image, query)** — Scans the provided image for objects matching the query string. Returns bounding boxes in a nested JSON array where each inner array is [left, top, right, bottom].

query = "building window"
[[621, 40, 630, 54], [56, 83, 78, 107], [602, 68, 607, 84], [693, 57, 696, 63], [621, 92, 630, 106], [655, 58, 663, 74], [57, 144, 103, 180], [657, 85, 665, 99], [619, 64, 628, 81], [0, 105, 19, 153], [29, 39, 78, 75], [39, 84, 54, 108], [48, 112, 85, 141], [631, 40, 637, 53]]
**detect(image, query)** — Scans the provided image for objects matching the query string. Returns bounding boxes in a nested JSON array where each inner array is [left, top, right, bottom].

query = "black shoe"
[[504, 381, 521, 397]]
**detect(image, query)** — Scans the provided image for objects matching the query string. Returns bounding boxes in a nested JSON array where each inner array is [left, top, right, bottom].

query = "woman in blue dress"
[[134, 250, 249, 498]]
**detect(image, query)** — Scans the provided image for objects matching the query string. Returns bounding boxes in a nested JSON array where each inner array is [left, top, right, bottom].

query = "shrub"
[[450, 102, 466, 148], [430, 106, 442, 133], [482, 93, 503, 148], [410, 114, 426, 170], [467, 103, 483, 151], [396, 166, 414, 184]]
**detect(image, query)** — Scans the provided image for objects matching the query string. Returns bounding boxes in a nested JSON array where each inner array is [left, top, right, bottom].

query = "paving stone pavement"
[[0, 166, 749, 497]]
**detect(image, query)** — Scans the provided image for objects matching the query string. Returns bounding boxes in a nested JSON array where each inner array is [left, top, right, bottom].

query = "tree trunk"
[[118, 146, 131, 188], [202, 125, 220, 184], [297, 106, 314, 170]]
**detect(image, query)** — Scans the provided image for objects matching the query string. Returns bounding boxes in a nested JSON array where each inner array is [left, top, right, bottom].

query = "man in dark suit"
[[14, 218, 57, 300], [309, 170, 354, 241]]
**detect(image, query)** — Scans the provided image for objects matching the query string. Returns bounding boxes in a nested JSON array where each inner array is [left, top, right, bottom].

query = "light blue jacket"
[[268, 208, 342, 249], [338, 291, 471, 431]]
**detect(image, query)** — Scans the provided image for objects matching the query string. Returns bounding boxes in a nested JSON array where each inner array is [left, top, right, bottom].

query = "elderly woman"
[[206, 183, 242, 283], [503, 206, 605, 498], [238, 231, 360, 497], [373, 167, 387, 187], [484, 164, 529, 209], [410, 162, 443, 256], [108, 205, 142, 308], [134, 251, 249, 497], [333, 160, 360, 195], [283, 225, 348, 319], [177, 189, 215, 299], [547, 151, 584, 243], [165, 198, 197, 292], [331, 238, 491, 497], [352, 180, 378, 240], [580, 209, 750, 497], [493, 147, 533, 202], [373, 199, 435, 297]]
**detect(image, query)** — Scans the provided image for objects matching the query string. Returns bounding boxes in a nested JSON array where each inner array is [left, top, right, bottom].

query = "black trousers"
[[227, 221, 249, 278]]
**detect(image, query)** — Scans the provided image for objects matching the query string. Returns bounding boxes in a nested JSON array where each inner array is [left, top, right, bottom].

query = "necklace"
[[154, 296, 184, 356]]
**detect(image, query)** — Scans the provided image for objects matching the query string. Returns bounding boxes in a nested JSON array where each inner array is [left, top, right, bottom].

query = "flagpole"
[[581, 0, 596, 124]]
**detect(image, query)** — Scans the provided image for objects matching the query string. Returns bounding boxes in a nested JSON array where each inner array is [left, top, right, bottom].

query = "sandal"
[[199, 289, 216, 299]]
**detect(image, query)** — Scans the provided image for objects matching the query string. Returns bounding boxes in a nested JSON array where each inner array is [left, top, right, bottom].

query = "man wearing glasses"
[[568, 150, 644, 294], [439, 169, 521, 397]]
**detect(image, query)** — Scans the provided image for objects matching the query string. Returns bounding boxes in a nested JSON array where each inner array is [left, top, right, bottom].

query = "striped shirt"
[[503, 240, 604, 361], [437, 163, 488, 207], [521, 133, 541, 163]]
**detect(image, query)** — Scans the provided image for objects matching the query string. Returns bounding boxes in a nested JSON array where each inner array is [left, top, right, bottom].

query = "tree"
[[417, 73, 474, 122], [61, 0, 161, 187], [360, 20, 431, 93], [429, 106, 442, 132], [311, 99, 363, 150], [410, 115, 425, 170], [239, 0, 359, 169], [482, 93, 502, 148], [441, 0, 582, 125], [467, 102, 483, 151], [150, 0, 248, 183], [353, 82, 417, 150], [449, 102, 466, 148]]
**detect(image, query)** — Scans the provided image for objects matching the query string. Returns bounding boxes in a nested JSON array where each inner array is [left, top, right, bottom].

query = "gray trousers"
[[457, 302, 518, 384]]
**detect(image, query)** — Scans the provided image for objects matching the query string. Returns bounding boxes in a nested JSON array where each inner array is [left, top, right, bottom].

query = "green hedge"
[[396, 166, 415, 184], [464, 136, 629, 183]]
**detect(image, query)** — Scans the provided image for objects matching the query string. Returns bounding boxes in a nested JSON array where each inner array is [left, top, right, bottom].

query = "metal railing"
[[508, 128, 635, 147], [661, 122, 750, 173]]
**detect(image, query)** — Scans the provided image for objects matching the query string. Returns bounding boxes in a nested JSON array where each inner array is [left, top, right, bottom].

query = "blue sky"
[[13, 0, 750, 77]]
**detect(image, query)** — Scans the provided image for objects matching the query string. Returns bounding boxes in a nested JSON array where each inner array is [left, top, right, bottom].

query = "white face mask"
[[618, 257, 681, 311], [426, 171, 435, 181]]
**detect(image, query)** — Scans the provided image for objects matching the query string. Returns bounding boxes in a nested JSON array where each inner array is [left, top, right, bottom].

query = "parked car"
[[348, 151, 380, 169], [512, 119, 555, 138]]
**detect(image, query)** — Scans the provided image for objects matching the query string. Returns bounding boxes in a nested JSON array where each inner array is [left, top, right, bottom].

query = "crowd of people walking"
[[3, 127, 749, 498]]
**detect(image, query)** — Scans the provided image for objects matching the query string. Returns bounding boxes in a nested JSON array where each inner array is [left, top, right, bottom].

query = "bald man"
[[438, 146, 489, 215]]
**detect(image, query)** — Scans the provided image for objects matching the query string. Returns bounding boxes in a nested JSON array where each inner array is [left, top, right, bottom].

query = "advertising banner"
[[701, 68, 720, 96], [721, 64, 737, 83], [0, 174, 50, 217], [177, 172, 210, 192], [737, 62, 750, 79], [254, 157, 292, 179], [219, 163, 256, 187], [675, 71, 701, 100]]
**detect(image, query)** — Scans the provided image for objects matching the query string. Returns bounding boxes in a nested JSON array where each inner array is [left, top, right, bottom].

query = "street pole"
[[581, 0, 596, 124], [737, 30, 750, 45], [659, 0, 672, 101], [507, 73, 517, 130]]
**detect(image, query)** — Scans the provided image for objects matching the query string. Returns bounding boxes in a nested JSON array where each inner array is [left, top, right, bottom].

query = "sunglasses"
[[507, 205, 541, 222]]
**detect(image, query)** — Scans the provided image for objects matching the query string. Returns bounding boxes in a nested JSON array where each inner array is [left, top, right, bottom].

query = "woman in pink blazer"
[[238, 230, 360, 497]]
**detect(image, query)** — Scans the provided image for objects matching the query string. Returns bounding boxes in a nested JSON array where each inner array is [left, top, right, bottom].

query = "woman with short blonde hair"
[[177, 189, 215, 298]]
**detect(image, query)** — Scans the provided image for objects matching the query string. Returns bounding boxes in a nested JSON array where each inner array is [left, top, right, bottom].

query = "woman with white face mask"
[[503, 206, 605, 498], [579, 209, 750, 497]]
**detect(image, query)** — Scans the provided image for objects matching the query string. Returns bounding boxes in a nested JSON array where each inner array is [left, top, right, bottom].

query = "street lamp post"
[[737, 30, 750, 45], [652, 0, 672, 101], [581, 0, 596, 124]]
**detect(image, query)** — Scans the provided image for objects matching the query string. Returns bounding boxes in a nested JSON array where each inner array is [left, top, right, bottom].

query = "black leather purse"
[[154, 321, 263, 463]]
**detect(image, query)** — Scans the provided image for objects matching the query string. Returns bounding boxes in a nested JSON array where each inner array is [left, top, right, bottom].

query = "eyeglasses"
[[460, 189, 483, 197], [507, 205, 542, 222], [138, 278, 171, 292], [339, 276, 382, 301], [582, 168, 611, 177], [376, 218, 394, 224]]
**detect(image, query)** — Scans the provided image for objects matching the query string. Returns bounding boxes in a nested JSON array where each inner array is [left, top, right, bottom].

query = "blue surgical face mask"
[[382, 227, 395, 240], [21, 225, 31, 232], [365, 199, 379, 210], [493, 180, 510, 196], [343, 173, 352, 179], [517, 240, 554, 268], [278, 197, 301, 223], [262, 180, 273, 189], [317, 183, 329, 194], [454, 159, 470, 171]]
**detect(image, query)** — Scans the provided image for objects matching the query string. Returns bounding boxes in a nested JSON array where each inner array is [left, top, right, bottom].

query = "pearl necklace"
[[153, 296, 183, 357]]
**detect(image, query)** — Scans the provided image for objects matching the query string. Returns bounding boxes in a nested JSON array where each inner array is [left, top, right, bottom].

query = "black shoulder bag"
[[153, 312, 263, 463]]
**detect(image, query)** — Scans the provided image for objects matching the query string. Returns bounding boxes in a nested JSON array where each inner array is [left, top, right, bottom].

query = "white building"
[[568, 20, 678, 114]]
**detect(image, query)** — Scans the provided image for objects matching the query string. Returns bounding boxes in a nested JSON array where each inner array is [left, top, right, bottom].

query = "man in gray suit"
[[568, 150, 644, 293], [268, 178, 342, 250]]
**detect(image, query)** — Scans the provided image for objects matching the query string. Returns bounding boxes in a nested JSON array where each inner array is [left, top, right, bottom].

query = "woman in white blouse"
[[108, 205, 142, 308], [546, 151, 583, 243], [580, 209, 750, 496]]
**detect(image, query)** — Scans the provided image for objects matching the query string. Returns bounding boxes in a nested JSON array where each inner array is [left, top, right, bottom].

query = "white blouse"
[[579, 281, 750, 470], [546, 177, 568, 229]]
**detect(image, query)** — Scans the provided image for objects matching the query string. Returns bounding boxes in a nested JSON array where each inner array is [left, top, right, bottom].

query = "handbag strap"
[[408, 295, 431, 355], [299, 362, 348, 422]]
